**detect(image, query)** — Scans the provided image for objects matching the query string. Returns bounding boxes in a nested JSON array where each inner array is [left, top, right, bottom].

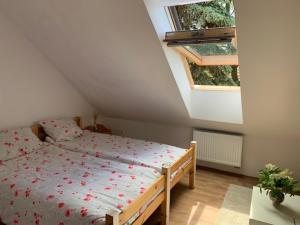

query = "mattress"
[[0, 144, 160, 225], [49, 131, 189, 173]]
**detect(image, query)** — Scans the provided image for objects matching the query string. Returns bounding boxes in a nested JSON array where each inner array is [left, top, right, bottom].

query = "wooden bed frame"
[[30, 117, 197, 225]]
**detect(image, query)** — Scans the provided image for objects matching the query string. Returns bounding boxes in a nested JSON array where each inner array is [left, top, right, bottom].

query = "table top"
[[250, 186, 300, 225]]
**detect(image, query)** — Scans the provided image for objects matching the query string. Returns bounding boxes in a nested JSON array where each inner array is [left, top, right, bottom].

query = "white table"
[[249, 187, 300, 225]]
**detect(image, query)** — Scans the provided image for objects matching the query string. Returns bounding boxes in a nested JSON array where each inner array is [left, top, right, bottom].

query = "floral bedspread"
[[0, 144, 159, 225], [51, 131, 188, 172]]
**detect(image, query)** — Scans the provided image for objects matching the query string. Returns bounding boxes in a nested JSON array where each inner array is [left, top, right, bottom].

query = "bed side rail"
[[106, 165, 171, 225], [170, 141, 197, 189]]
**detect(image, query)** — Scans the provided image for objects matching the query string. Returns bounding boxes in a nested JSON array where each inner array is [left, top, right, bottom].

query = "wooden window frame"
[[174, 46, 239, 66], [166, 6, 241, 92], [180, 53, 240, 92]]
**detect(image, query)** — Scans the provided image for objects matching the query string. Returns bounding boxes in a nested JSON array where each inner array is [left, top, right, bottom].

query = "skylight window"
[[185, 43, 237, 56], [166, 0, 240, 89]]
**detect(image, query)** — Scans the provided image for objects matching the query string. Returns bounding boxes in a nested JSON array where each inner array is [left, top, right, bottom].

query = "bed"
[[34, 117, 197, 190], [0, 126, 172, 225]]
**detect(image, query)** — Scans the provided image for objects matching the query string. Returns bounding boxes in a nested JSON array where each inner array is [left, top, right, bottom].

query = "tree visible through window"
[[168, 0, 240, 87]]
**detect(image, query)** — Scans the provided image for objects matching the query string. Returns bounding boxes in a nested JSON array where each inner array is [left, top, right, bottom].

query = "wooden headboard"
[[31, 116, 82, 141]]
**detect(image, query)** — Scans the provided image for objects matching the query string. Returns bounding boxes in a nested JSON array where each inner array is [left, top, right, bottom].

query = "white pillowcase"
[[39, 118, 83, 142], [0, 127, 43, 161]]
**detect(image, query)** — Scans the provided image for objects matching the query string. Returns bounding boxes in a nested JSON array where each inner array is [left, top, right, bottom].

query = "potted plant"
[[258, 164, 299, 204]]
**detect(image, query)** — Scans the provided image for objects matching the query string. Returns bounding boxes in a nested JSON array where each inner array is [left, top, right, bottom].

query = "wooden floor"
[[146, 167, 257, 225]]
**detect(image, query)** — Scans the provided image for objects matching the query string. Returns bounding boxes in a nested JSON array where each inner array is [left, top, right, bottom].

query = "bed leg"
[[189, 141, 197, 189], [161, 164, 171, 225], [106, 210, 119, 225]]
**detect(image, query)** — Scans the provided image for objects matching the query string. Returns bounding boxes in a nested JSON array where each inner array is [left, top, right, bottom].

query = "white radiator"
[[193, 129, 243, 167]]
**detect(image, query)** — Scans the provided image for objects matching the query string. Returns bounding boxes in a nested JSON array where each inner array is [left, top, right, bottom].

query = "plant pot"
[[269, 190, 285, 204]]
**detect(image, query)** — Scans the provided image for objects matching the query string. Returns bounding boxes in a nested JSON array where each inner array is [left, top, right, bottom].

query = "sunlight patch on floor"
[[215, 208, 249, 225], [186, 202, 200, 225], [171, 202, 219, 225]]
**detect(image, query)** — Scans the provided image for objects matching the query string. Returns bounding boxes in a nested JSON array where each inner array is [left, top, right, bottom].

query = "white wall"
[[144, 0, 192, 115], [0, 11, 94, 129], [140, 0, 300, 179], [103, 117, 192, 149], [0, 0, 189, 125], [103, 117, 300, 180], [191, 90, 243, 124]]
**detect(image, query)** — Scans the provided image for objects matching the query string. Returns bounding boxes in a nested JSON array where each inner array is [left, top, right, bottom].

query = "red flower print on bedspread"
[[50, 130, 187, 173], [0, 144, 159, 225]]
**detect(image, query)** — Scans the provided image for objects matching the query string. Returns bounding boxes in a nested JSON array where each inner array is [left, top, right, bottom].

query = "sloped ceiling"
[[1, 0, 300, 140], [0, 0, 189, 124]]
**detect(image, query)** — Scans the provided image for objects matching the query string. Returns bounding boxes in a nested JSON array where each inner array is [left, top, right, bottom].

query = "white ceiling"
[[1, 0, 300, 140], [0, 0, 189, 124]]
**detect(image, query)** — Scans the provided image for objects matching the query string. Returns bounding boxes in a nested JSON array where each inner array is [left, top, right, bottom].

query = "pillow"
[[0, 127, 43, 161], [39, 118, 83, 141]]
